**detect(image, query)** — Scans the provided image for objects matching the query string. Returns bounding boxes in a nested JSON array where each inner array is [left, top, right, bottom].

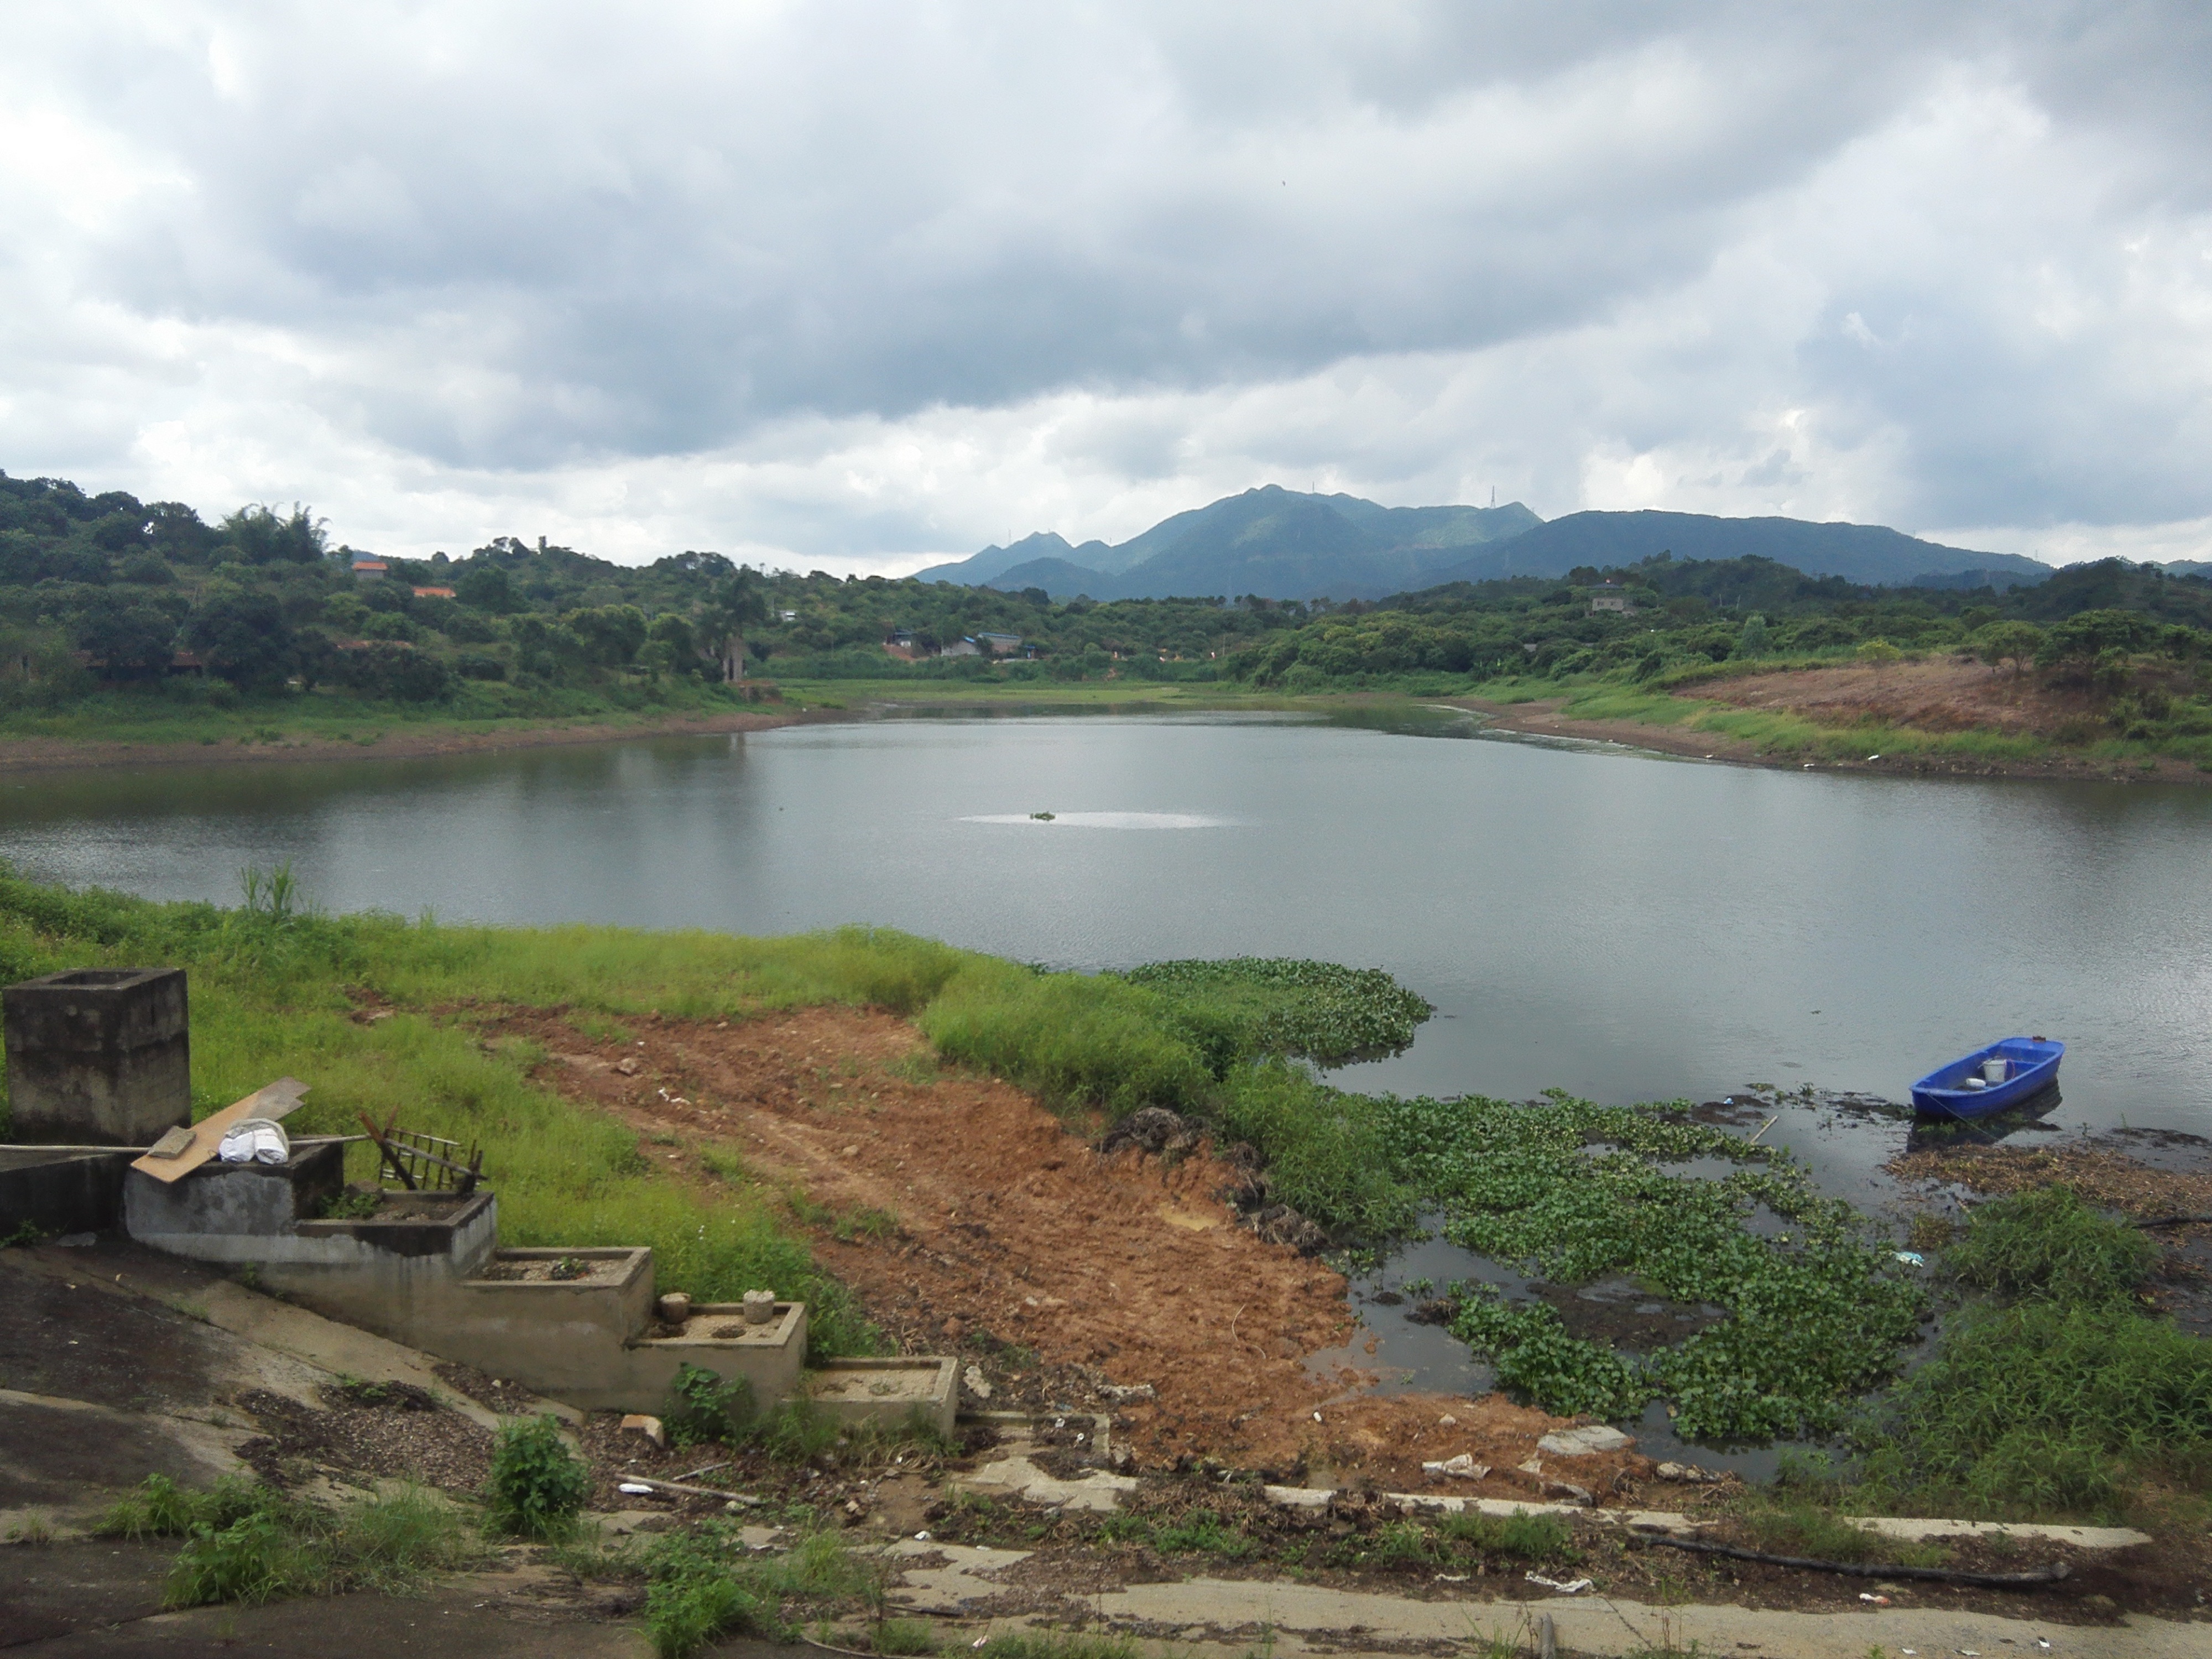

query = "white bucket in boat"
[[1982, 1057, 2009, 1084]]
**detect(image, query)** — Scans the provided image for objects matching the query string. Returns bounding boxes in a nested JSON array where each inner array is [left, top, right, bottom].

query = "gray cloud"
[[1, 1, 2207, 566]]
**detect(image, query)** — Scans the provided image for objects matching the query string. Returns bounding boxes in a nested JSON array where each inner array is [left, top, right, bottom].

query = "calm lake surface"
[[7, 707, 2206, 1136], [13, 706, 2209, 1460]]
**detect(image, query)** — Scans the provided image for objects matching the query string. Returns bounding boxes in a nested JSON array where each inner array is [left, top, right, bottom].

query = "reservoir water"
[[12, 706, 2209, 1463], [6, 706, 2206, 1137]]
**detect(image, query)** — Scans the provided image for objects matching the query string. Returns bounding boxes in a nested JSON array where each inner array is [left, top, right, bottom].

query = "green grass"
[[1463, 667, 2212, 773], [1944, 1184, 2156, 1303], [0, 860, 1443, 1324], [644, 1525, 878, 1657], [1825, 1190, 2212, 1521], [966, 1633, 1138, 1659], [1434, 1508, 1578, 1562], [96, 1477, 480, 1607], [0, 676, 760, 749]]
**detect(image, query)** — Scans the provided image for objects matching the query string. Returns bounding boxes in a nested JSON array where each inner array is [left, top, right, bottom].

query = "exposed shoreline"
[[7, 682, 2207, 786], [0, 705, 821, 775], [1453, 695, 2212, 785]]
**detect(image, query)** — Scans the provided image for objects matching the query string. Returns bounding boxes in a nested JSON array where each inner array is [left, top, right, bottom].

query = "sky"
[[3, 2, 2209, 575]]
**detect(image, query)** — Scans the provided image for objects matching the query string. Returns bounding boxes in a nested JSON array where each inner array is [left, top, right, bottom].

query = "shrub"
[[665, 1363, 757, 1448], [1211, 1061, 1416, 1237], [485, 1415, 591, 1538]]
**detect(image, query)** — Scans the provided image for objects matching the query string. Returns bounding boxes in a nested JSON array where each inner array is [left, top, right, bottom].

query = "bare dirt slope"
[[495, 1005, 1637, 1496], [1470, 657, 2206, 781], [1699, 658, 2103, 736]]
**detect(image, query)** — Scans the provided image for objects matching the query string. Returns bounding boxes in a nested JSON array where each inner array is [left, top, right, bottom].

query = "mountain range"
[[915, 487, 2053, 601]]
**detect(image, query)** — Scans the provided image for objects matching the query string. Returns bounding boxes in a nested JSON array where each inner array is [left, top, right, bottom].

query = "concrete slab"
[[805, 1358, 957, 1437], [0, 1389, 249, 1516], [1843, 1515, 2156, 1550], [1258, 1482, 2153, 1551], [882, 1538, 1034, 1615], [1079, 1575, 2203, 1659], [958, 1449, 1136, 1512]]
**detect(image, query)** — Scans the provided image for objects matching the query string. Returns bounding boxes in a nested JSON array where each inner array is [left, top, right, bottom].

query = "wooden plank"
[[128, 1078, 309, 1185]]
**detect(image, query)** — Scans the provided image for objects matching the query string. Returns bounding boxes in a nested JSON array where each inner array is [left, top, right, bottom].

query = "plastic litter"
[[1525, 1572, 1593, 1594], [1859, 1592, 1892, 1605], [218, 1118, 290, 1165], [617, 1482, 655, 1496], [1894, 1251, 1926, 1267], [1421, 1453, 1490, 1479]]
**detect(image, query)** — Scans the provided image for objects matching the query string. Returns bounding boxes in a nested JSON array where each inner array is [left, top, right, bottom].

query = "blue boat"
[[1911, 1037, 2064, 1119]]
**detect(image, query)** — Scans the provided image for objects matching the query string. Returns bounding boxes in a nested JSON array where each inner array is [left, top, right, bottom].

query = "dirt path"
[[493, 1004, 1639, 1496], [0, 705, 817, 775]]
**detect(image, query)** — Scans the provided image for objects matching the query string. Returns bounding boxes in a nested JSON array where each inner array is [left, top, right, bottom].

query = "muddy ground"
[[488, 1002, 1641, 1500]]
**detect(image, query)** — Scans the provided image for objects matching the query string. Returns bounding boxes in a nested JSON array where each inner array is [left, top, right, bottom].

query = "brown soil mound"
[[1700, 658, 2111, 737], [492, 1004, 1636, 1495]]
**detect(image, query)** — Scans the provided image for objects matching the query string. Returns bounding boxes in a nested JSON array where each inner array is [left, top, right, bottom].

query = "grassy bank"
[[6, 868, 2204, 1525], [0, 871, 1427, 1349], [0, 676, 792, 753]]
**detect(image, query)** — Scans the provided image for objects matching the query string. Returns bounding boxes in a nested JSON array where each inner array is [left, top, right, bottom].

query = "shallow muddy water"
[[9, 706, 2210, 1454]]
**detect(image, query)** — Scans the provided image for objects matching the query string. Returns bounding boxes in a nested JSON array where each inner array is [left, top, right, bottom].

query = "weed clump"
[[1946, 1185, 2154, 1303], [97, 1477, 476, 1608], [644, 1525, 876, 1658], [1838, 1189, 2212, 1520], [665, 1362, 757, 1448], [484, 1415, 591, 1539]]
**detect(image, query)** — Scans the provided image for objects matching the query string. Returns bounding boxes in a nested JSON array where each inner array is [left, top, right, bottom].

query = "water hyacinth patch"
[[1120, 956, 1433, 1070], [1380, 1091, 1927, 1443]]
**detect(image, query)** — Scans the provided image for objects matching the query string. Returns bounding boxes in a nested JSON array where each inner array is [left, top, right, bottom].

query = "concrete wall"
[[123, 1142, 347, 1245], [122, 1177, 818, 1415], [0, 1148, 132, 1237], [3, 969, 191, 1146]]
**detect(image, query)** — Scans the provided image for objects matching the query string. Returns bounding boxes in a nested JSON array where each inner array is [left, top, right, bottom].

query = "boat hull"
[[1911, 1037, 2064, 1120]]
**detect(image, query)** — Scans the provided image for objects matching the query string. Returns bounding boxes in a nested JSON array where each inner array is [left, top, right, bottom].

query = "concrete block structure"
[[3, 968, 191, 1146], [123, 1162, 813, 1415], [0, 1146, 134, 1237], [804, 1357, 959, 1437]]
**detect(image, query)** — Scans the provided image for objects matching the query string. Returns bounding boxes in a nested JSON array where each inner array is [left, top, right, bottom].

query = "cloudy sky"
[[4, 2, 2209, 573]]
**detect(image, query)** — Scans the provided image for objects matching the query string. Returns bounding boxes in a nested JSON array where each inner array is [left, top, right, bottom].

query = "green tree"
[[75, 601, 178, 680], [1731, 614, 1772, 658], [701, 568, 769, 682], [181, 594, 297, 689], [1973, 619, 2046, 679], [454, 563, 519, 614], [565, 605, 649, 669], [219, 504, 326, 566]]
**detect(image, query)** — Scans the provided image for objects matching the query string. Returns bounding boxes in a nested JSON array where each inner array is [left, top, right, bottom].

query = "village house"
[[1588, 582, 1635, 614]]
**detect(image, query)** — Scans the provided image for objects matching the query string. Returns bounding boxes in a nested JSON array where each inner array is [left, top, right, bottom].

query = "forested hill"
[[3, 465, 2201, 725], [1429, 509, 2049, 591], [916, 489, 2047, 602], [916, 486, 1542, 601]]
